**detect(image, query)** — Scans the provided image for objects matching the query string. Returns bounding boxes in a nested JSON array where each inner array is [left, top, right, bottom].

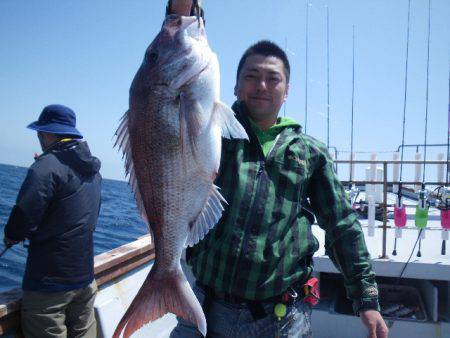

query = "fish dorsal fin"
[[114, 111, 148, 223], [185, 184, 227, 247], [213, 101, 249, 140]]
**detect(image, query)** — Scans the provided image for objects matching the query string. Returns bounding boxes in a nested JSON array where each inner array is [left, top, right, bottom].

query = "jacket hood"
[[52, 140, 101, 175]]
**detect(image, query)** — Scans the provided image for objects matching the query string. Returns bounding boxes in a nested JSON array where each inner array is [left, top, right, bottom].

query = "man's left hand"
[[360, 310, 388, 338]]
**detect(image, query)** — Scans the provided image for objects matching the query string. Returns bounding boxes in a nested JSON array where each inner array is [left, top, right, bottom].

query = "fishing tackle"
[[392, 0, 412, 256], [304, 1, 309, 133], [346, 184, 359, 206], [440, 56, 450, 255], [326, 6, 330, 149], [345, 26, 359, 209], [414, 0, 432, 258]]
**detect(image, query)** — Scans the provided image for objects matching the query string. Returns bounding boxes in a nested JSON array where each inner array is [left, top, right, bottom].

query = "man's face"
[[37, 131, 57, 152], [234, 54, 289, 124], [37, 131, 46, 151]]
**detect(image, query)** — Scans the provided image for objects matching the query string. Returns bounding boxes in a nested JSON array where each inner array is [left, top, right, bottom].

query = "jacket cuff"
[[352, 297, 381, 314], [4, 205, 28, 241]]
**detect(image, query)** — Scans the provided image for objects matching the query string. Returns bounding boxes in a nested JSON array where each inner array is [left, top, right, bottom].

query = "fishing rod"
[[414, 0, 432, 258], [438, 59, 450, 255], [326, 5, 330, 149], [284, 37, 288, 117], [0, 244, 11, 258], [392, 0, 412, 256], [304, 1, 309, 133], [346, 25, 359, 206]]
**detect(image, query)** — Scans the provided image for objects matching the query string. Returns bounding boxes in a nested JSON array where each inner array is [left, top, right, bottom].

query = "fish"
[[113, 14, 248, 338]]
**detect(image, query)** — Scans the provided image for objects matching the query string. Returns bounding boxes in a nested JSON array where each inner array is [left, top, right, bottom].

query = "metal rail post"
[[380, 161, 389, 259]]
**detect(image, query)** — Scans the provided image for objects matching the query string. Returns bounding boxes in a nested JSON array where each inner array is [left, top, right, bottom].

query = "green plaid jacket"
[[188, 101, 379, 311]]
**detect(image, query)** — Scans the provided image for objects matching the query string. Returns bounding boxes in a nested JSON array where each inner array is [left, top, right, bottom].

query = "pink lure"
[[394, 204, 407, 228], [441, 209, 450, 229]]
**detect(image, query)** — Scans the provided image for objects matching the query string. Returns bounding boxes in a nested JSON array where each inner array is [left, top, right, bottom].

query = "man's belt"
[[197, 277, 320, 321]]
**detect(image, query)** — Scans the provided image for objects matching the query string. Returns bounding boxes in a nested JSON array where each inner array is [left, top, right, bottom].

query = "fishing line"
[[386, 227, 424, 329], [399, 0, 411, 183], [396, 229, 423, 283]]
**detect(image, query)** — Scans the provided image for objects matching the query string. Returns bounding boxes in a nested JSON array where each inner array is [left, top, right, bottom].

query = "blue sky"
[[0, 0, 449, 181]]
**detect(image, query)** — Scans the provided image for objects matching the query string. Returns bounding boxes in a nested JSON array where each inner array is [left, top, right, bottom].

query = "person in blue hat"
[[3, 104, 102, 338]]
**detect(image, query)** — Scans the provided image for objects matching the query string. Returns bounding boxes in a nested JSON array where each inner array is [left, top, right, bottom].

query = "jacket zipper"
[[229, 133, 282, 294]]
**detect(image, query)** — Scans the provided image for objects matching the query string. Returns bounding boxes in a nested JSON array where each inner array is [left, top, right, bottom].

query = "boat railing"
[[0, 236, 155, 335], [333, 159, 448, 259]]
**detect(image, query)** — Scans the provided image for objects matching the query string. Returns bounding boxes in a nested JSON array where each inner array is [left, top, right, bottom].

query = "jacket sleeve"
[[4, 162, 56, 241], [306, 146, 380, 313]]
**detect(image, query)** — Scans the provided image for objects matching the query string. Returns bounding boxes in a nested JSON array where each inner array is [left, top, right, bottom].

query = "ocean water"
[[0, 163, 147, 293]]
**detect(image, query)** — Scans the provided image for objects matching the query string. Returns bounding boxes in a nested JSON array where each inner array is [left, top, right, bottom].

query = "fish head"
[[131, 15, 211, 99]]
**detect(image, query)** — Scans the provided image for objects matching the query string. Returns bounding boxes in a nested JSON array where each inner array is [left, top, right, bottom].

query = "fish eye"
[[148, 52, 158, 62]]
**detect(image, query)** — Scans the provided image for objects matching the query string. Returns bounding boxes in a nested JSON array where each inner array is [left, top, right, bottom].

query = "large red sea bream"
[[113, 15, 248, 337]]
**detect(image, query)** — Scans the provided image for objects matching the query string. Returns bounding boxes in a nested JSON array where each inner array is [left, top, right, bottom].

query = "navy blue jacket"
[[4, 140, 102, 291]]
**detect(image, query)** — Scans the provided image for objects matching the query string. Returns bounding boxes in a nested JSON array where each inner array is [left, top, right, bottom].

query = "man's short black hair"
[[236, 40, 290, 83]]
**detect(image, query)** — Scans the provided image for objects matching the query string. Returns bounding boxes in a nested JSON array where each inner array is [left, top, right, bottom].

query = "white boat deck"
[[313, 199, 450, 281], [94, 193, 450, 338]]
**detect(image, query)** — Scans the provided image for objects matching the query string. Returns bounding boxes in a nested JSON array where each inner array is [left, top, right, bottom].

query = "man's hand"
[[360, 310, 389, 338], [171, 0, 193, 16], [3, 236, 19, 247]]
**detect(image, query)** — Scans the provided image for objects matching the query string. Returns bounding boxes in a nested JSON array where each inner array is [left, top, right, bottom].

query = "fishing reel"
[[435, 186, 450, 210], [345, 184, 360, 207]]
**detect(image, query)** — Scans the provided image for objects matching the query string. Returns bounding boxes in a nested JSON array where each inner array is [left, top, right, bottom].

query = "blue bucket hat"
[[27, 104, 83, 138]]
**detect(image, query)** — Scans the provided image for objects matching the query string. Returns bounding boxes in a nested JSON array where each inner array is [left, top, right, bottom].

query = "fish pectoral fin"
[[180, 92, 204, 156], [185, 184, 226, 247], [213, 101, 249, 140]]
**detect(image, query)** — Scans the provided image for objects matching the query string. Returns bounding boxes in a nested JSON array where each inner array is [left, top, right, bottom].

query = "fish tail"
[[112, 264, 206, 338]]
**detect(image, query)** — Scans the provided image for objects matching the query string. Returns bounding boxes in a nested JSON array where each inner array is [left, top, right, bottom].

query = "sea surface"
[[0, 163, 147, 292]]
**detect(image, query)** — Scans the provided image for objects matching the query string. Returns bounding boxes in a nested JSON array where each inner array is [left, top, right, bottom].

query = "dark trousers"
[[170, 283, 313, 338], [21, 280, 97, 338]]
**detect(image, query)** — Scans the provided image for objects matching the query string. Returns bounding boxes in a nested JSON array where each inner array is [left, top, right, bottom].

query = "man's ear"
[[234, 84, 238, 97], [284, 83, 290, 101]]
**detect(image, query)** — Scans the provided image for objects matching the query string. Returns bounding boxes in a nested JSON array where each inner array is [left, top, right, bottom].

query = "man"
[[168, 1, 389, 337], [3, 104, 102, 338]]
